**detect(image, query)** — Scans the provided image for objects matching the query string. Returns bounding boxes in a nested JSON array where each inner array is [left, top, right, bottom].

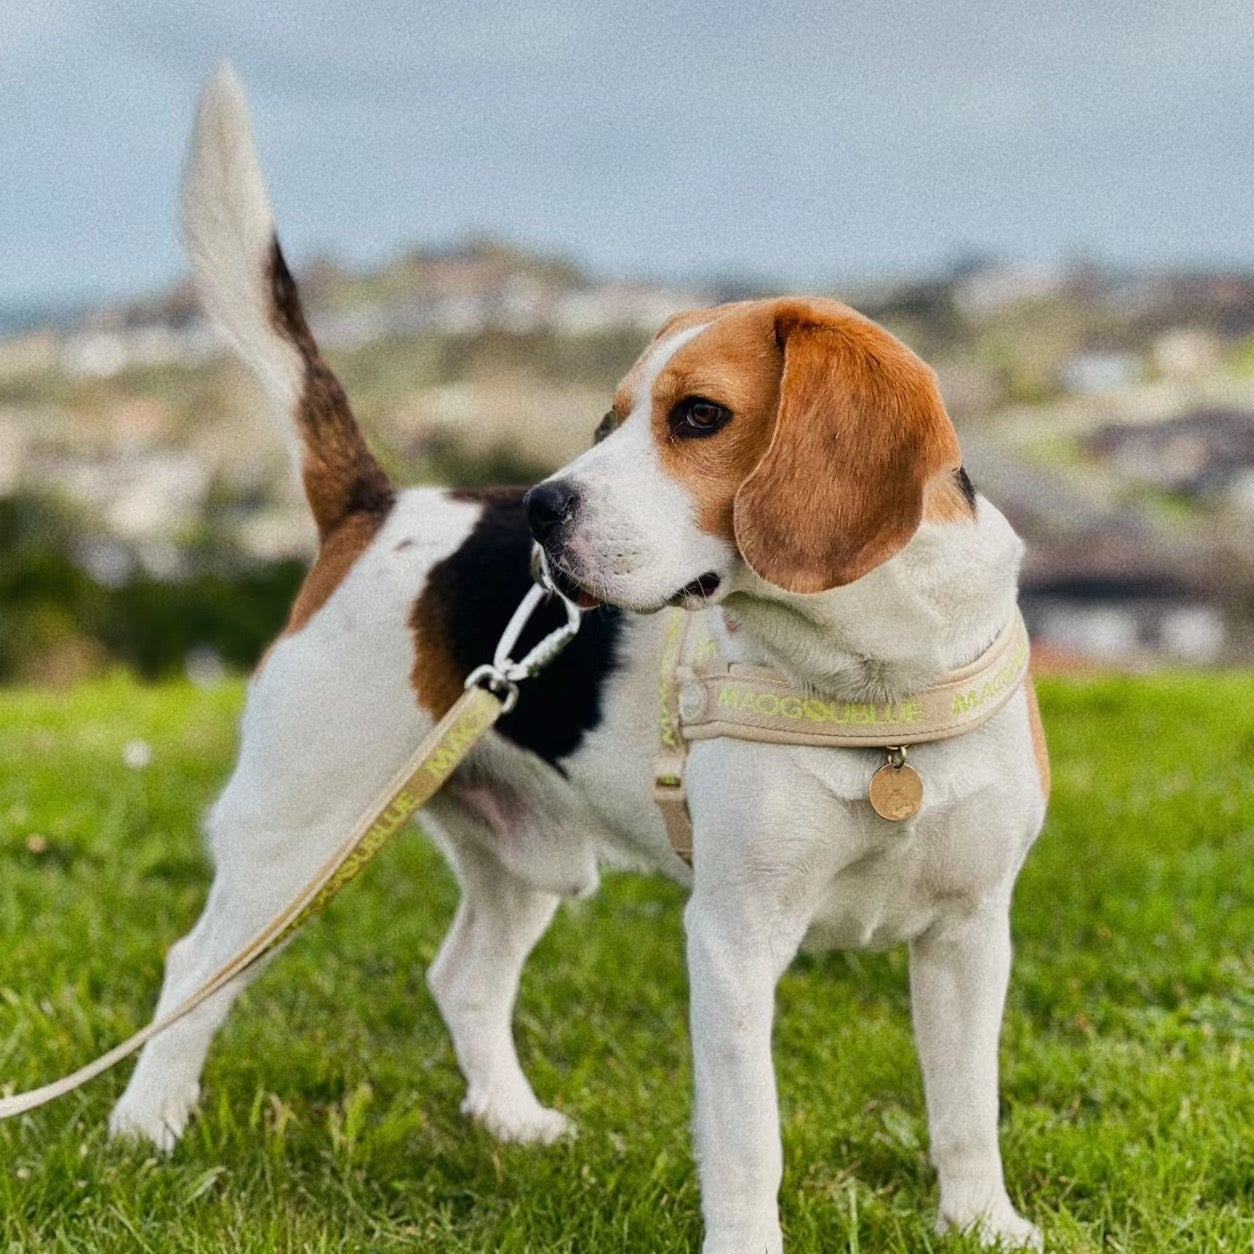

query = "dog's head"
[[524, 297, 966, 612]]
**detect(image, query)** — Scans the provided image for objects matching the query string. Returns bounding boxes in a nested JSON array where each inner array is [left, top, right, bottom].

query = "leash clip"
[[465, 574, 584, 713], [464, 664, 521, 714]]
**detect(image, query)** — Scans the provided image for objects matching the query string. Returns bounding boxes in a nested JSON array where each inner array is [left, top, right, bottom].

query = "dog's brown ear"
[[733, 300, 962, 594]]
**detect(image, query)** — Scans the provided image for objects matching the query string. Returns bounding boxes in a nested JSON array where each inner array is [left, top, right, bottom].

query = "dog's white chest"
[[676, 699, 1043, 951], [801, 828, 966, 950]]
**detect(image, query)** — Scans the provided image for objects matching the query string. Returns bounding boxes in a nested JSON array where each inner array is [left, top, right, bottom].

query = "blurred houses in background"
[[1, 242, 1252, 682]]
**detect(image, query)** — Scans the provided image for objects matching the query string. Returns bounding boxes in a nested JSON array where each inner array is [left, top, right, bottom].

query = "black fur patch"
[[418, 489, 623, 769], [954, 466, 977, 512]]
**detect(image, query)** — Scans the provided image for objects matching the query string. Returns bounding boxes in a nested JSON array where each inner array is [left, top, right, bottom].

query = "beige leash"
[[0, 581, 581, 1120]]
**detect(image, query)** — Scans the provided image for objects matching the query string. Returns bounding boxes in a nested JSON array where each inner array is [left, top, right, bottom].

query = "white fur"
[[182, 63, 304, 450], [112, 72, 1046, 1253]]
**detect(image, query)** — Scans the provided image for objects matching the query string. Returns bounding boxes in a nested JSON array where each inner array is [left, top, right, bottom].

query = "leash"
[[0, 580, 581, 1121]]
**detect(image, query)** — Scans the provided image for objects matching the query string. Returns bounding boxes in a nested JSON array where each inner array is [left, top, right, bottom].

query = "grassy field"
[[0, 673, 1251, 1252]]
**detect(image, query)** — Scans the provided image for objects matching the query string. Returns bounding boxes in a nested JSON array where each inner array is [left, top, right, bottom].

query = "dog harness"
[[654, 608, 1031, 862]]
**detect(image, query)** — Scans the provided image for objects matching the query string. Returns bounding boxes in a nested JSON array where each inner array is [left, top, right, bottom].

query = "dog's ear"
[[732, 300, 961, 594]]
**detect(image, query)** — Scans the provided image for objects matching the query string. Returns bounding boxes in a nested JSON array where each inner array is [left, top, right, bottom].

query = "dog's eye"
[[672, 397, 731, 438], [593, 410, 620, 444]]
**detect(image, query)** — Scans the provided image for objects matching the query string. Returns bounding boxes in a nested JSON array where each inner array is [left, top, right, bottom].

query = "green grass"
[[0, 672, 1252, 1252]]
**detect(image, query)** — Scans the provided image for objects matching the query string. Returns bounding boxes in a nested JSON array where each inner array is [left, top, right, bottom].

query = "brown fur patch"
[[255, 507, 392, 673], [650, 300, 754, 344], [1025, 675, 1051, 801], [268, 240, 393, 540], [411, 573, 469, 722], [634, 297, 963, 592], [651, 303, 783, 541], [282, 510, 391, 637], [411, 607, 464, 720], [614, 302, 768, 422]]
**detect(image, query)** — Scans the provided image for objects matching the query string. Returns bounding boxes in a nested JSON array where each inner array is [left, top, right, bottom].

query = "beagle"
[[108, 67, 1048, 1252]]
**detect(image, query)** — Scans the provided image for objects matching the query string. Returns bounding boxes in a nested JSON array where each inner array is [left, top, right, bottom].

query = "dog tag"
[[869, 748, 923, 822]]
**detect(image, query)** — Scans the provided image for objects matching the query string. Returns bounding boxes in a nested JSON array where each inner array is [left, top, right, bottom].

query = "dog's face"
[[525, 297, 963, 612]]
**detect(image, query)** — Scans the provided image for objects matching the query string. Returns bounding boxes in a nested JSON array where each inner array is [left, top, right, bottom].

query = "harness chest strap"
[[654, 609, 1032, 863]]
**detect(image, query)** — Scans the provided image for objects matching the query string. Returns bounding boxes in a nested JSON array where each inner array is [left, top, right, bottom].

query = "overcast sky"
[[5, 0, 1254, 305]]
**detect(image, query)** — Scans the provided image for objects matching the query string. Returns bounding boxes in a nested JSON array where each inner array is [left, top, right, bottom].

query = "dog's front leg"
[[686, 883, 801, 1254], [908, 901, 1042, 1250]]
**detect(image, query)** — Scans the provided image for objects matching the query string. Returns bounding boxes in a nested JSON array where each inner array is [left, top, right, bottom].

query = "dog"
[[107, 66, 1049, 1252]]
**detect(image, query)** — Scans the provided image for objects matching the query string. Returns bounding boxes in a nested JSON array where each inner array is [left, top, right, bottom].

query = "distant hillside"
[[1, 242, 1253, 680]]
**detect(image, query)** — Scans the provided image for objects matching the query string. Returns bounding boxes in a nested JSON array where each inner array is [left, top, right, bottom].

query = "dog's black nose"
[[524, 480, 579, 543]]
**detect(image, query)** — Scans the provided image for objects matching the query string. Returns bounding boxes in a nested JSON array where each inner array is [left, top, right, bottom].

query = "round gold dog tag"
[[869, 760, 923, 822]]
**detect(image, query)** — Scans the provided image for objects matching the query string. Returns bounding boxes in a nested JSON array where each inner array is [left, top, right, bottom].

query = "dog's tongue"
[[572, 589, 601, 610]]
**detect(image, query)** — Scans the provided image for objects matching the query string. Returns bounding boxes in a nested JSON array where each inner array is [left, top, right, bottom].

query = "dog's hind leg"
[[107, 869, 275, 1151], [424, 813, 573, 1145], [108, 738, 341, 1151], [109, 740, 411, 1152], [109, 582, 439, 1151]]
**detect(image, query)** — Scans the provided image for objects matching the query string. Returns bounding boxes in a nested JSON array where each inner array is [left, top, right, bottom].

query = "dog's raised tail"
[[182, 63, 392, 538]]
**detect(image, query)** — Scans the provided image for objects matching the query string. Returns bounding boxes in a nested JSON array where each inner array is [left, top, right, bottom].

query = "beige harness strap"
[[0, 685, 505, 1120], [654, 611, 1031, 863], [654, 611, 698, 862]]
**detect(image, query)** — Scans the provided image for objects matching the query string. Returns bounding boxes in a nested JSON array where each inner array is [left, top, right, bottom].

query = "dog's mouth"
[[545, 559, 603, 610], [553, 565, 722, 612], [668, 572, 721, 605], [535, 547, 721, 613]]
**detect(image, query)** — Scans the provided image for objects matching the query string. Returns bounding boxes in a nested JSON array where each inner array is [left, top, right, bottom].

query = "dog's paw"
[[460, 1088, 575, 1146], [108, 1082, 199, 1153], [937, 1200, 1043, 1250], [702, 1225, 784, 1254]]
